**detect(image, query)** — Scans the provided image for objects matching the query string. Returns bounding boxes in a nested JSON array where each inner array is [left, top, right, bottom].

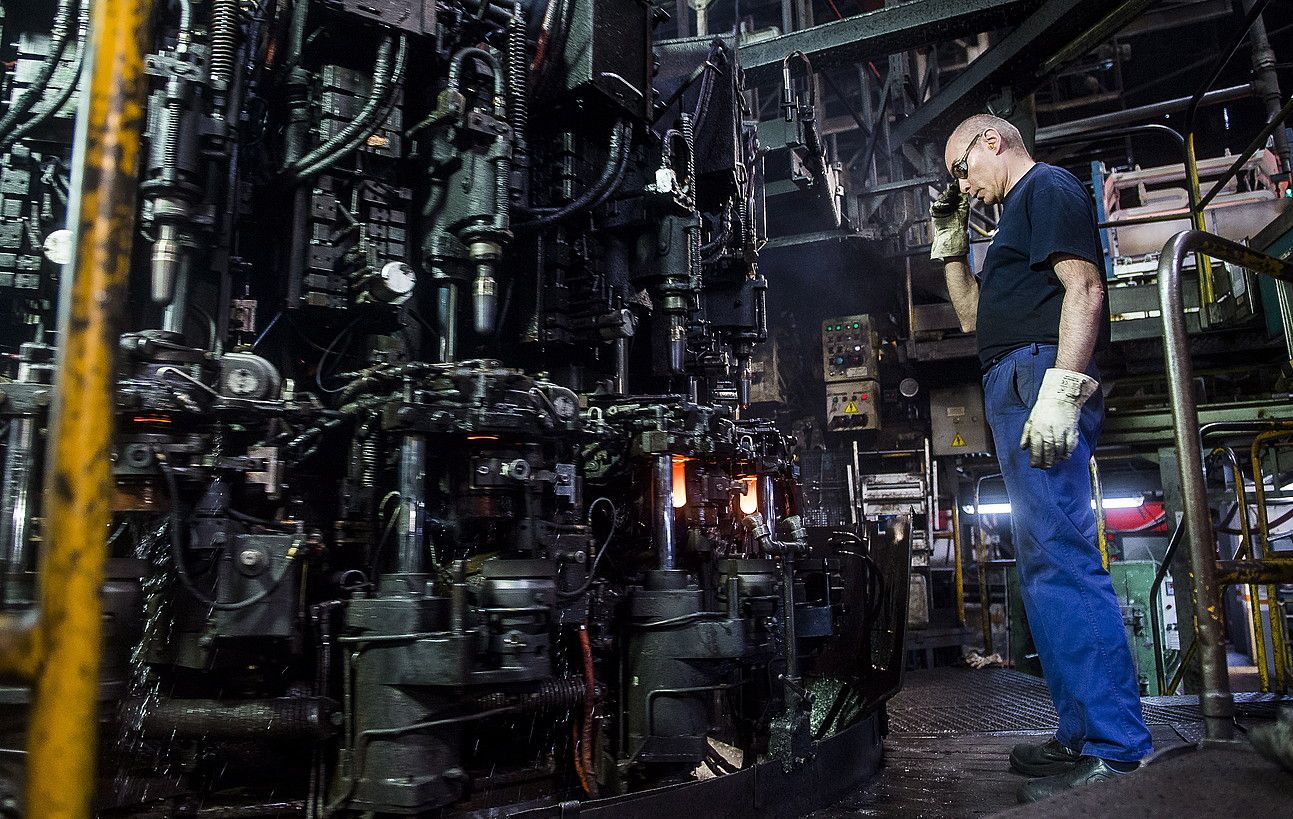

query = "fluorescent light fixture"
[[960, 496, 1145, 514], [1100, 496, 1146, 510]]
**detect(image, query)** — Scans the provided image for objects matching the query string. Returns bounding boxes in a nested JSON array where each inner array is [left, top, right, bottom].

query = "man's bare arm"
[[1050, 253, 1104, 372], [943, 258, 979, 333]]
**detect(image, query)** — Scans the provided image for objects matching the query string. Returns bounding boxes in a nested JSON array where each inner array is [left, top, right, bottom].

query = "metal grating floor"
[[812, 668, 1291, 818]]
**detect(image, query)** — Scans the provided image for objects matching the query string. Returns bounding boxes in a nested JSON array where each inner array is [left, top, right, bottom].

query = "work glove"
[[929, 185, 970, 261], [1019, 368, 1099, 469]]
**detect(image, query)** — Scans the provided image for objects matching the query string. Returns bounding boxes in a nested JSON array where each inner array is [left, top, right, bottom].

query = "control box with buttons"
[[827, 380, 879, 431], [822, 314, 878, 382]]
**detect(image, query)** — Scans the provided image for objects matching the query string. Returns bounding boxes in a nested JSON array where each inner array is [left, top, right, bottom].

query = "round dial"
[[42, 229, 74, 265], [225, 367, 261, 397]]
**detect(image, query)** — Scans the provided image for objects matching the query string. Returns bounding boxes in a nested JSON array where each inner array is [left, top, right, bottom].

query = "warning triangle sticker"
[[843, 401, 860, 414], [951, 433, 966, 447]]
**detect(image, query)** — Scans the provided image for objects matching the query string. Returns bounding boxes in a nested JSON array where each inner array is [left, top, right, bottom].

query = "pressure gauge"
[[367, 261, 416, 305], [42, 229, 73, 266], [225, 366, 261, 397], [218, 353, 281, 401]]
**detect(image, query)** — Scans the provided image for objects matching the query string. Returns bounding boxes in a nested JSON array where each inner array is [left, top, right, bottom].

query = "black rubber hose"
[[160, 461, 296, 611], [123, 696, 338, 740], [0, 0, 78, 142], [515, 121, 629, 230], [0, 30, 86, 151], [284, 34, 405, 180]]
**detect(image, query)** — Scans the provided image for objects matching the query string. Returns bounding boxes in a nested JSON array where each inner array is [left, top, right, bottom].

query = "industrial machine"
[[0, 1, 910, 815]]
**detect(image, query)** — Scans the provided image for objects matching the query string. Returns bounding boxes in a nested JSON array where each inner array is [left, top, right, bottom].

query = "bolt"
[[238, 549, 264, 568]]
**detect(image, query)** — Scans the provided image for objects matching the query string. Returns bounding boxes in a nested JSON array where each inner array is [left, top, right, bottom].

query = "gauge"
[[42, 229, 74, 265]]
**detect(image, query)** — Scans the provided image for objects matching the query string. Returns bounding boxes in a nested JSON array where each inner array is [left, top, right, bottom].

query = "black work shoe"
[[1009, 738, 1080, 777], [1016, 756, 1135, 803]]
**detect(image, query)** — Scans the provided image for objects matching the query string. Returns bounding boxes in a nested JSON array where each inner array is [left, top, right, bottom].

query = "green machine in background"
[[1008, 560, 1178, 695]]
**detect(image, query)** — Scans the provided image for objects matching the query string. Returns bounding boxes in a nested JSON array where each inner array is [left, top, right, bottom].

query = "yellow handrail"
[[0, 0, 151, 815]]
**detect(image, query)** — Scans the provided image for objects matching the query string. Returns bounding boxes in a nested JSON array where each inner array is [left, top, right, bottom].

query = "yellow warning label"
[[951, 433, 966, 448], [842, 401, 860, 415]]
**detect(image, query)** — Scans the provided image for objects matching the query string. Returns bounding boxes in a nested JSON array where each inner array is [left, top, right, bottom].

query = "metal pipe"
[[1242, 0, 1291, 172], [1033, 84, 1254, 142], [9, 0, 152, 814], [653, 455, 677, 570], [1155, 229, 1293, 739], [0, 419, 38, 604], [1150, 521, 1186, 694], [1183, 1, 1274, 317], [972, 474, 997, 655], [396, 434, 428, 575], [1209, 446, 1268, 691], [1248, 432, 1293, 690], [437, 279, 459, 362], [951, 494, 966, 626], [1089, 457, 1110, 571], [1195, 92, 1293, 212]]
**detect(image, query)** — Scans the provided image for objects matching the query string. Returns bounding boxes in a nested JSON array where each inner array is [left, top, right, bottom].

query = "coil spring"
[[209, 0, 239, 91], [476, 676, 588, 712]]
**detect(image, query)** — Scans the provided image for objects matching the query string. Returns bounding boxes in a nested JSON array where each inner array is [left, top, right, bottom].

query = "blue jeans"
[[982, 343, 1152, 762]]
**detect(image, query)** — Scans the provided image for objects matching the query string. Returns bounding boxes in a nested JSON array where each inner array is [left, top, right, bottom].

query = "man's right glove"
[[1019, 368, 1100, 469], [929, 185, 969, 261]]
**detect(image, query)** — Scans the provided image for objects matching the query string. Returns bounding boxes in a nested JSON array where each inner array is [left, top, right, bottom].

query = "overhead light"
[[961, 496, 1145, 514]]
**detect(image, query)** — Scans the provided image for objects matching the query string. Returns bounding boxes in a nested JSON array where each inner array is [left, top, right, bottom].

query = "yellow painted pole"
[[25, 0, 151, 815], [1089, 457, 1110, 571], [951, 499, 966, 627], [1184, 134, 1216, 317]]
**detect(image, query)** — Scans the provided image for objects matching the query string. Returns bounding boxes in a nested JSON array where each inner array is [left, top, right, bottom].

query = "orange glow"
[[131, 415, 171, 425], [466, 435, 499, 441], [671, 456, 688, 508], [738, 476, 759, 515]]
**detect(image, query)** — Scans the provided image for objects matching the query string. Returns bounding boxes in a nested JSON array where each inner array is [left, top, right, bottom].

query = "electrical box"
[[826, 379, 878, 432], [930, 383, 990, 455], [821, 314, 878, 382]]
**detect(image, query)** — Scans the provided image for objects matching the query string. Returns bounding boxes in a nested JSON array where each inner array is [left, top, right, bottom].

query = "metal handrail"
[[0, 1, 152, 815], [1209, 446, 1272, 692], [1247, 432, 1293, 690], [1149, 520, 1185, 694], [1158, 228, 1293, 740]]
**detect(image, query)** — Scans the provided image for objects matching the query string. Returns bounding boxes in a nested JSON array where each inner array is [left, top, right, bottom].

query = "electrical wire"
[[557, 498, 616, 598], [284, 34, 407, 180]]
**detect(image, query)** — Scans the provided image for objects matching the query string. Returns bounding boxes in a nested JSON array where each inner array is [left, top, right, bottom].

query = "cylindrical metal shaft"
[[396, 434, 428, 575], [653, 455, 676, 570]]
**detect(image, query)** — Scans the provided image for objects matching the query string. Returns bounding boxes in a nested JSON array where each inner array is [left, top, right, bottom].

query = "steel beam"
[[1035, 84, 1254, 142], [738, 0, 1040, 83], [888, 0, 1155, 148]]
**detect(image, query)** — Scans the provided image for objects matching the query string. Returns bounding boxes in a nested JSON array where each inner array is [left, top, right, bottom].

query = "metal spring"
[[475, 676, 589, 711], [209, 0, 240, 91]]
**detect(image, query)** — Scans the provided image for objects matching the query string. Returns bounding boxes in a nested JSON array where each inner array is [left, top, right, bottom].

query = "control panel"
[[822, 314, 878, 382], [827, 380, 878, 431]]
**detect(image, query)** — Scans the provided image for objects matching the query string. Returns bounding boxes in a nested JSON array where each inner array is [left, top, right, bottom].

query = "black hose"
[[284, 34, 406, 180], [0, 0, 78, 143], [160, 461, 297, 611], [0, 29, 86, 151], [515, 121, 630, 230]]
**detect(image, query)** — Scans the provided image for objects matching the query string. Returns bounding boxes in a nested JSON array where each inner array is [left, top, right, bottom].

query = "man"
[[930, 113, 1153, 803]]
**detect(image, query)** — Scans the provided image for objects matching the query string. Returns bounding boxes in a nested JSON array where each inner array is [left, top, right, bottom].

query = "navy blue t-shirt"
[[976, 162, 1110, 370]]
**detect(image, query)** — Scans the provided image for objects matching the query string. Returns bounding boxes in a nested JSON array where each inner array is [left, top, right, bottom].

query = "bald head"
[[943, 114, 1036, 205]]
